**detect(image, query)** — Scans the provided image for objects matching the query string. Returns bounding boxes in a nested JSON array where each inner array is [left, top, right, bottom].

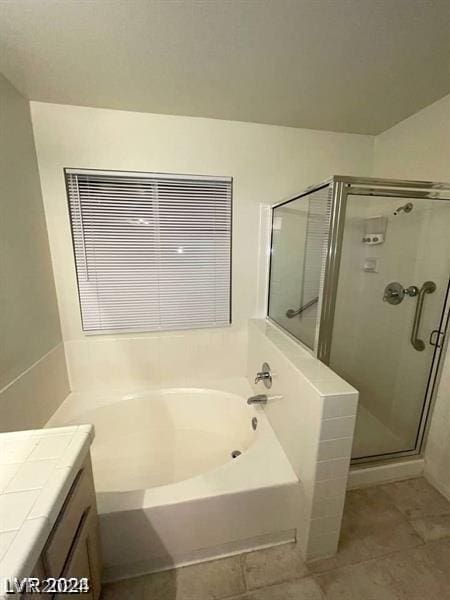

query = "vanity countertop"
[[0, 424, 94, 595]]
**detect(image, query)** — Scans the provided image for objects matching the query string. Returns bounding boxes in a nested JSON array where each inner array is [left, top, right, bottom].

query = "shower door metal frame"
[[316, 175, 450, 463]]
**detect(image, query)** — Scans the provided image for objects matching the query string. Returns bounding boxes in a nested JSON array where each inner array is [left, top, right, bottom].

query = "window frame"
[[64, 168, 233, 335]]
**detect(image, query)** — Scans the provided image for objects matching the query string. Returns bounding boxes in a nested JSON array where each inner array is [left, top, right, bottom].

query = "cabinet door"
[[21, 558, 46, 599], [55, 507, 101, 600]]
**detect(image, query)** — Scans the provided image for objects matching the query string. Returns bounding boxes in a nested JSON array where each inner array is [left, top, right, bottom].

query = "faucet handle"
[[254, 362, 272, 388]]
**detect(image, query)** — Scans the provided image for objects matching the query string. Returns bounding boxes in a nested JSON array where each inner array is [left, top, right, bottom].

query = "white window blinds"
[[65, 169, 232, 333]]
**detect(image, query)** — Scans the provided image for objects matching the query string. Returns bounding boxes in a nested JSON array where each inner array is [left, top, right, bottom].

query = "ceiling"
[[1, 0, 449, 135]]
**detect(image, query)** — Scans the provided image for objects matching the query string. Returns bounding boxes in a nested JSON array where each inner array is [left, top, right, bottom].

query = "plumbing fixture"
[[247, 394, 282, 405], [247, 394, 268, 405], [286, 296, 319, 318], [411, 281, 436, 351], [383, 282, 418, 305], [254, 362, 272, 388], [393, 202, 413, 215]]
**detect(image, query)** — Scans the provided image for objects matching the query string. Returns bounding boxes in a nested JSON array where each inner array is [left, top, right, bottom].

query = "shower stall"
[[267, 176, 450, 464]]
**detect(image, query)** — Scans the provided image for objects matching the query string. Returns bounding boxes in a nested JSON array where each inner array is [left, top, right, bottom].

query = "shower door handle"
[[411, 281, 436, 351]]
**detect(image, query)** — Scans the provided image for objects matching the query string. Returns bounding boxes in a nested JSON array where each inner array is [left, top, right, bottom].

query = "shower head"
[[393, 202, 413, 216]]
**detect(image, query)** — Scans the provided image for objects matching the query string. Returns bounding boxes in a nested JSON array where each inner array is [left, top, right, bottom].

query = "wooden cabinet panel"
[[36, 455, 102, 600]]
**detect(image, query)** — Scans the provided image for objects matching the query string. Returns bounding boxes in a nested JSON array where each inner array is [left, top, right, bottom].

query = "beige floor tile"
[[101, 556, 245, 600], [315, 559, 400, 600], [380, 477, 450, 520], [171, 556, 246, 599], [410, 513, 450, 542], [342, 486, 405, 528], [101, 573, 165, 600], [248, 577, 324, 600], [308, 515, 422, 573], [102, 480, 450, 600], [242, 542, 310, 590], [376, 538, 450, 600]]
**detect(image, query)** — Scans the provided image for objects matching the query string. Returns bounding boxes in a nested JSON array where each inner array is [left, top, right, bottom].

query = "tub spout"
[[247, 394, 283, 405], [247, 394, 268, 405]]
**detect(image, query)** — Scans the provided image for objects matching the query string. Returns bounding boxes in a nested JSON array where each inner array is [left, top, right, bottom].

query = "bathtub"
[[47, 378, 300, 580]]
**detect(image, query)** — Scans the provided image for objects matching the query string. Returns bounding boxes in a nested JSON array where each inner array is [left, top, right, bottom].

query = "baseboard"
[[423, 471, 450, 502], [347, 458, 424, 489]]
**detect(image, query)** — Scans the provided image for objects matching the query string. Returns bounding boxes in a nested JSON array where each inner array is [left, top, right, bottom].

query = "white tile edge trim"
[[0, 343, 64, 396], [347, 458, 424, 489]]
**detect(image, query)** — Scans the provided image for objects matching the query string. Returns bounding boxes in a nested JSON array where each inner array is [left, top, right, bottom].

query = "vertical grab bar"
[[411, 281, 436, 351]]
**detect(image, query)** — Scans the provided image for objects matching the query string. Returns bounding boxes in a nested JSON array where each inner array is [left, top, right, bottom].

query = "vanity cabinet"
[[24, 456, 102, 599]]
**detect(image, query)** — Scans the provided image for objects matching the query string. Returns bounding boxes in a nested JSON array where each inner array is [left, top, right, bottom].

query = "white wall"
[[30, 101, 373, 391], [373, 93, 450, 499], [0, 76, 69, 431]]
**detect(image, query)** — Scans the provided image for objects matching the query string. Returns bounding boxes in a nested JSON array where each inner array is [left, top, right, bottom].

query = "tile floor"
[[101, 477, 450, 600]]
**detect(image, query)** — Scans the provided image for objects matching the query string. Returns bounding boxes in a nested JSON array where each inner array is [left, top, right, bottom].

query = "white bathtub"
[[47, 378, 300, 580]]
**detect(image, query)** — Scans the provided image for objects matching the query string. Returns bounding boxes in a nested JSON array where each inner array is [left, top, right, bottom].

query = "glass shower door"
[[268, 185, 331, 350], [329, 194, 450, 460]]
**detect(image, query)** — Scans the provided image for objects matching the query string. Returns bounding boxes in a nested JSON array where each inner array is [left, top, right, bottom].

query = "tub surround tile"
[[317, 438, 353, 461], [248, 321, 356, 396], [316, 458, 351, 481], [322, 395, 358, 419], [311, 496, 346, 520], [306, 532, 340, 561], [65, 327, 248, 392], [320, 416, 356, 441], [0, 343, 70, 434], [314, 478, 348, 501], [308, 517, 340, 538], [0, 425, 94, 596], [247, 319, 359, 562]]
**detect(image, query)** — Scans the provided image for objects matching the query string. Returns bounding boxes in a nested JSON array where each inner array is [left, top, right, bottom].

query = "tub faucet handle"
[[254, 362, 272, 388]]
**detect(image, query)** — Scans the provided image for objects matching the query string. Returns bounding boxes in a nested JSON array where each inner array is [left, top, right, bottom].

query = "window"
[[66, 169, 232, 333]]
